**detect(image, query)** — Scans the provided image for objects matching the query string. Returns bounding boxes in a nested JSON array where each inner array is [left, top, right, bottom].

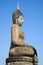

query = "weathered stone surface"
[[6, 62, 33, 65], [33, 56, 38, 63], [6, 56, 33, 63], [9, 46, 35, 56]]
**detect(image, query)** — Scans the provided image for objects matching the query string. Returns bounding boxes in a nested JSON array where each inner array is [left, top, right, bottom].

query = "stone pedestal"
[[6, 62, 33, 65], [6, 56, 38, 65]]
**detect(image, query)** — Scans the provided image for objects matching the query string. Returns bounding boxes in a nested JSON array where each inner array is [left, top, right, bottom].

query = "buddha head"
[[12, 3, 24, 26]]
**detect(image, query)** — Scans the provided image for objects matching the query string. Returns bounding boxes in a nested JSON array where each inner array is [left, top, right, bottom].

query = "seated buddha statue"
[[9, 4, 38, 64]]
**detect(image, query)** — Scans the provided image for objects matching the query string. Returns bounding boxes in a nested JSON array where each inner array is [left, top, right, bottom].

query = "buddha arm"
[[11, 24, 19, 44]]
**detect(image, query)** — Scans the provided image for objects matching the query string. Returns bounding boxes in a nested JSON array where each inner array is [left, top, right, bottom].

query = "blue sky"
[[0, 0, 43, 65]]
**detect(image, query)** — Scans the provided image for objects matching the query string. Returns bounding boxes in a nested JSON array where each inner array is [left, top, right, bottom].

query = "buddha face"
[[17, 15, 24, 26]]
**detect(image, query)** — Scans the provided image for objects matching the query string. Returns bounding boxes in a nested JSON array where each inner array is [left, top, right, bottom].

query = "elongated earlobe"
[[16, 18, 18, 24]]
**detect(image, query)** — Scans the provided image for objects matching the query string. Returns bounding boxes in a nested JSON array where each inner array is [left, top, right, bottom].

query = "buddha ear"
[[16, 18, 18, 24]]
